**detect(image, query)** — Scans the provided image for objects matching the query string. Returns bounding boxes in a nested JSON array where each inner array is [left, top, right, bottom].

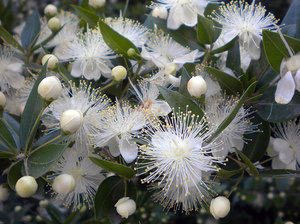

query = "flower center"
[[168, 138, 190, 161]]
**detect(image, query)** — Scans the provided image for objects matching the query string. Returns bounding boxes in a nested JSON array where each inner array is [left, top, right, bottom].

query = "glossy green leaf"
[[72, 5, 99, 28], [197, 15, 221, 45], [262, 30, 300, 72], [0, 150, 14, 159], [211, 36, 238, 54], [258, 169, 300, 178], [89, 156, 135, 179], [7, 160, 23, 190], [179, 67, 192, 97], [235, 149, 259, 176], [205, 66, 242, 94], [98, 19, 140, 59], [158, 86, 204, 117], [0, 25, 23, 52], [28, 144, 68, 178], [57, 63, 78, 84], [281, 0, 300, 38], [0, 118, 17, 153], [218, 168, 243, 179], [21, 10, 41, 50], [226, 38, 240, 75]]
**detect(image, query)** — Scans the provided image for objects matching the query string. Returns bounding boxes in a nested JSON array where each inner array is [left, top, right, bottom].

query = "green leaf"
[[149, 16, 204, 50], [158, 86, 204, 117], [21, 10, 41, 50], [211, 36, 238, 55], [0, 150, 14, 159], [0, 25, 23, 52], [72, 5, 99, 28], [19, 64, 47, 149], [94, 176, 136, 221], [46, 204, 65, 223], [226, 38, 240, 75], [254, 87, 300, 122], [262, 30, 300, 72], [179, 67, 192, 97], [7, 161, 23, 190], [281, 0, 300, 38], [0, 118, 17, 153], [28, 144, 68, 178], [197, 15, 221, 45], [217, 168, 243, 179], [89, 157, 135, 179], [242, 115, 270, 162], [258, 169, 300, 178], [207, 82, 256, 142], [98, 19, 140, 59], [235, 149, 259, 176], [205, 66, 242, 94], [57, 63, 78, 84]]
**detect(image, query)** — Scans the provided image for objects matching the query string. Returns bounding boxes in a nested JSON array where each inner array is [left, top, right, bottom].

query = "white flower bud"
[[38, 76, 62, 101], [112, 65, 127, 82], [60, 110, 83, 134], [152, 7, 168, 19], [44, 4, 57, 17], [42, 54, 58, 70], [52, 174, 75, 194], [0, 185, 9, 201], [164, 62, 177, 75], [115, 197, 136, 218], [210, 196, 230, 219], [187, 76, 207, 98], [286, 54, 300, 73], [48, 17, 61, 32], [15, 176, 38, 198], [24, 215, 32, 222], [39, 199, 49, 208], [0, 91, 6, 108], [14, 205, 22, 213], [89, 0, 106, 8]]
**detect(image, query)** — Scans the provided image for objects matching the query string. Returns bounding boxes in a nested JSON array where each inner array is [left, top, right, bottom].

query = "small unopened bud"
[[210, 196, 230, 219], [39, 199, 49, 208], [60, 110, 83, 134], [115, 197, 136, 218], [48, 17, 61, 32], [0, 185, 9, 201], [89, 0, 106, 8], [164, 62, 177, 75], [127, 48, 138, 58], [112, 65, 127, 82], [52, 174, 75, 194], [24, 215, 32, 222], [42, 54, 58, 70], [187, 76, 207, 98], [44, 4, 57, 17], [0, 91, 6, 108], [152, 7, 168, 19], [15, 176, 38, 198], [286, 54, 300, 73], [14, 205, 22, 213], [38, 76, 62, 101]]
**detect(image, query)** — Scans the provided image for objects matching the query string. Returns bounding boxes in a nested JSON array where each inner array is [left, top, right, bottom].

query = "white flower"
[[187, 76, 207, 98], [105, 17, 149, 48], [56, 28, 116, 80], [151, 0, 215, 29], [210, 196, 230, 219], [115, 197, 136, 218], [136, 110, 224, 212], [267, 121, 300, 170], [48, 148, 105, 210], [92, 100, 147, 163], [0, 46, 24, 92], [42, 81, 111, 152], [205, 95, 257, 157], [141, 31, 202, 69], [211, 0, 277, 60], [147, 69, 182, 88]]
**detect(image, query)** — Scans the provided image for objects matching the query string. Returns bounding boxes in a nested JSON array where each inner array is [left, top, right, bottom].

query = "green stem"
[[99, 82, 115, 92], [226, 170, 244, 198], [30, 133, 64, 156], [58, 70, 70, 83], [24, 158, 29, 176], [123, 179, 127, 197]]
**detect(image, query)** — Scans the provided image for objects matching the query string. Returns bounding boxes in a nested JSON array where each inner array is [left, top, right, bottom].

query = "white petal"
[[275, 71, 295, 104], [240, 48, 252, 72], [267, 137, 277, 157], [167, 7, 183, 30], [294, 69, 300, 92], [108, 137, 120, 157], [178, 4, 198, 27], [280, 57, 288, 77], [119, 138, 138, 163], [272, 138, 290, 153], [231, 137, 244, 151], [174, 49, 202, 64], [5, 71, 25, 89], [168, 75, 181, 87], [151, 100, 172, 116], [6, 62, 23, 73], [71, 61, 83, 78], [272, 157, 288, 169], [83, 61, 101, 81], [245, 34, 261, 60], [272, 138, 295, 165]]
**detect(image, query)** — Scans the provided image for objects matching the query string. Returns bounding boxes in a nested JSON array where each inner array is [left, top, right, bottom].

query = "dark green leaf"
[[46, 204, 65, 224], [179, 67, 192, 97], [197, 15, 221, 45], [72, 5, 99, 28], [7, 161, 23, 190], [262, 30, 300, 72], [218, 168, 243, 179], [226, 38, 240, 75], [205, 66, 242, 94], [21, 10, 41, 50], [57, 63, 78, 84], [258, 169, 300, 178], [89, 156, 135, 179], [281, 0, 300, 38], [211, 36, 238, 55], [0, 25, 24, 52], [235, 149, 259, 176], [33, 130, 62, 148], [0, 150, 14, 159], [0, 118, 17, 153], [204, 3, 220, 17], [158, 86, 204, 117]]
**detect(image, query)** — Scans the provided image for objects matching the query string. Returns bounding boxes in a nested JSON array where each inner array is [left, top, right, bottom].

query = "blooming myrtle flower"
[[56, 28, 116, 81], [147, 69, 182, 88], [48, 148, 105, 210], [267, 120, 300, 170], [0, 46, 24, 92], [136, 110, 224, 212], [151, 0, 216, 29]]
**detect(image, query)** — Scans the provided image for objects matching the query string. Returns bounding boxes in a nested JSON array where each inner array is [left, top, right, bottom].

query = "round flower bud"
[[115, 197, 136, 218], [164, 62, 177, 75], [15, 176, 38, 198], [52, 174, 75, 194], [14, 205, 22, 213], [39, 199, 49, 208], [112, 65, 127, 82], [152, 7, 168, 19], [60, 110, 83, 134], [187, 76, 207, 98], [286, 54, 300, 73], [0, 91, 6, 108], [38, 76, 62, 101], [48, 17, 61, 32], [42, 54, 58, 70], [210, 196, 230, 219], [89, 0, 106, 8], [44, 4, 57, 17], [24, 215, 32, 222], [0, 185, 9, 201]]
